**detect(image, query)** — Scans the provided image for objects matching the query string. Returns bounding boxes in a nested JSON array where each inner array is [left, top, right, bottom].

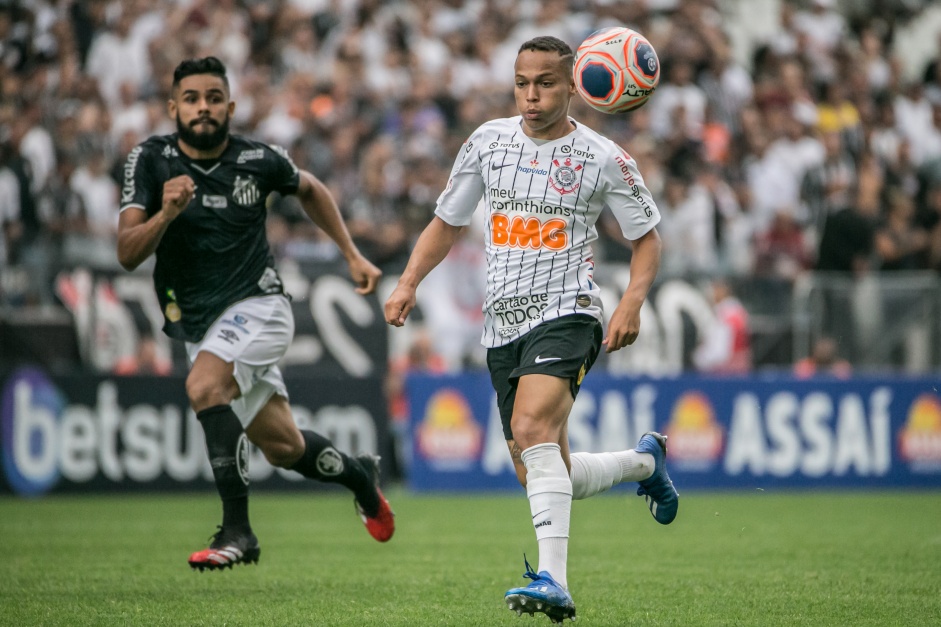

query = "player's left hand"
[[348, 254, 382, 295], [603, 303, 641, 353]]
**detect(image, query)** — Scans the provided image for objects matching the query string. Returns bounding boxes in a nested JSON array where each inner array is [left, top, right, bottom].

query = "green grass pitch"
[[2, 489, 940, 626]]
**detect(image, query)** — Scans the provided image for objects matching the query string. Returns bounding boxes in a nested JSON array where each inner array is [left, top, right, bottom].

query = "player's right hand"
[[384, 284, 416, 327], [161, 175, 196, 219]]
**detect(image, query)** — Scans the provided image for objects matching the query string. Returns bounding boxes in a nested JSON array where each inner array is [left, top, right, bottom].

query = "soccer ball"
[[573, 27, 660, 114]]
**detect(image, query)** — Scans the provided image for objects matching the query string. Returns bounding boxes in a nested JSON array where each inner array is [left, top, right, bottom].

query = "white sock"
[[569, 450, 654, 500], [522, 443, 572, 589]]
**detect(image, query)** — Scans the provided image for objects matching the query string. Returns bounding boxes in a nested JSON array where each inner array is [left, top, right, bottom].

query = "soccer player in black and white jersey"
[[117, 57, 395, 571], [385, 37, 678, 622]]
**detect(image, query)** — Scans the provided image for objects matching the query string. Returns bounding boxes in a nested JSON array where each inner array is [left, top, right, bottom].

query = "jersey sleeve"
[[266, 144, 301, 195], [601, 145, 661, 240], [434, 129, 486, 226], [119, 142, 159, 214]]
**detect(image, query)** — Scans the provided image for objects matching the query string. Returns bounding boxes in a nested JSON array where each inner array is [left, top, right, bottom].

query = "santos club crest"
[[549, 158, 583, 195], [233, 175, 261, 206]]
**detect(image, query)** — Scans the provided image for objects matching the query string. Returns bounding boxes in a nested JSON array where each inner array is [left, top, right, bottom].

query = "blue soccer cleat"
[[504, 556, 576, 624], [635, 431, 679, 525]]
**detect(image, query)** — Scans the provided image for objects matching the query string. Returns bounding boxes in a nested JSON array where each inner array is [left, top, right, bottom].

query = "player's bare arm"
[[384, 216, 463, 327], [117, 174, 195, 271], [294, 170, 381, 295], [604, 227, 661, 353]]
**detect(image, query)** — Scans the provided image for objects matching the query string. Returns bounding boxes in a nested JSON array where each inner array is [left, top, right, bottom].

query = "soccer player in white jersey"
[[384, 36, 679, 622]]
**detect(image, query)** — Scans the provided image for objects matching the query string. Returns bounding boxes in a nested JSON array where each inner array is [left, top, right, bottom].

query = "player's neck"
[[177, 137, 229, 161], [521, 118, 576, 142]]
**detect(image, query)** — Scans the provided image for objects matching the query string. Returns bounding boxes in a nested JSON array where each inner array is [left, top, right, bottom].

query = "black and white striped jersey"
[[435, 116, 660, 348]]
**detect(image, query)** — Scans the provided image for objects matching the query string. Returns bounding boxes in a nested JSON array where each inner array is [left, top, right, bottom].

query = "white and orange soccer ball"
[[573, 26, 661, 114]]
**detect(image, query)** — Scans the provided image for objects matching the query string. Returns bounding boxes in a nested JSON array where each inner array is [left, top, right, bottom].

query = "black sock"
[[197, 405, 250, 530], [289, 430, 378, 515]]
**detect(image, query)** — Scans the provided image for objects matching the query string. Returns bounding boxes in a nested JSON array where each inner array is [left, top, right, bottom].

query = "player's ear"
[[167, 96, 177, 120], [228, 100, 236, 118]]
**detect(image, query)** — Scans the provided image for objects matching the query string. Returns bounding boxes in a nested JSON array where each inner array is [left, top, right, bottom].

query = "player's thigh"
[[186, 295, 294, 408], [511, 373, 575, 446], [185, 351, 239, 410], [245, 393, 304, 467]]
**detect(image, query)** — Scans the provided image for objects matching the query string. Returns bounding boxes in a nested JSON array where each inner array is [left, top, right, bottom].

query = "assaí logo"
[[898, 393, 941, 472], [0, 367, 211, 496], [663, 392, 724, 471], [417, 389, 482, 470]]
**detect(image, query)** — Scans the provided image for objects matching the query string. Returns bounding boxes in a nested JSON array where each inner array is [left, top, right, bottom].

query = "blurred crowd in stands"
[[2, 0, 941, 375]]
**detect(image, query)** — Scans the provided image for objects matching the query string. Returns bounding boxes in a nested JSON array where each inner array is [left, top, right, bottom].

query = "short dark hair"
[[518, 36, 574, 71], [172, 56, 229, 90]]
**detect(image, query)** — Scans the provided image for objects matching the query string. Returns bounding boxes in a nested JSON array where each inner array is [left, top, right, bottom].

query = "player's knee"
[[510, 411, 547, 448], [260, 438, 304, 468], [185, 375, 231, 412]]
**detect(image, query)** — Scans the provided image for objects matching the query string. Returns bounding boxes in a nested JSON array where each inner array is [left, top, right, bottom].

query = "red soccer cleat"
[[355, 454, 395, 542], [188, 526, 260, 571]]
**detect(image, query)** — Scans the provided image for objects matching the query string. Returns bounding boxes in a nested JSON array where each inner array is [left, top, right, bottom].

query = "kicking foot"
[[354, 454, 395, 542], [635, 431, 679, 525]]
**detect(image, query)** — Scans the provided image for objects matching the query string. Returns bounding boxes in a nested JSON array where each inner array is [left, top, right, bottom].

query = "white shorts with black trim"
[[185, 294, 294, 427]]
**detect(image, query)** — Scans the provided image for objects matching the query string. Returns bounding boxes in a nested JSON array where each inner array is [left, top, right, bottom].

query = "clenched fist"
[[162, 175, 196, 220]]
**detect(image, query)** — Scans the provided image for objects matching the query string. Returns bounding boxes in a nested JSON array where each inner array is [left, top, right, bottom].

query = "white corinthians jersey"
[[436, 116, 661, 347]]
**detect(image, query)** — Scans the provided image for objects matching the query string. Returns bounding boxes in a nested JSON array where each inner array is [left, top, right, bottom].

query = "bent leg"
[[569, 449, 654, 500], [248, 394, 395, 541]]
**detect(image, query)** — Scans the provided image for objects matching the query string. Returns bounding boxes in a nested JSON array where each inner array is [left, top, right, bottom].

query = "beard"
[[176, 113, 230, 151]]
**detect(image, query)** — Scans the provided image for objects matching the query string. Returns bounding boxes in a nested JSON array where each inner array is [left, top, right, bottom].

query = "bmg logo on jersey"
[[491, 213, 568, 251]]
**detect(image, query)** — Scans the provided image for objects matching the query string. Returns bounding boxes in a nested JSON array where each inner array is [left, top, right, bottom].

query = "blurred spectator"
[[815, 202, 876, 276], [753, 211, 811, 281], [2, 0, 941, 376], [802, 129, 856, 241], [692, 278, 752, 374], [919, 184, 941, 271], [875, 190, 928, 270], [794, 335, 852, 378], [84, 8, 152, 108], [64, 147, 119, 269], [657, 172, 720, 276], [0, 136, 21, 267], [343, 137, 409, 268], [649, 60, 706, 141], [792, 0, 846, 83]]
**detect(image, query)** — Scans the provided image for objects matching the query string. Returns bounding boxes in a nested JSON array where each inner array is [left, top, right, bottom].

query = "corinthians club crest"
[[549, 157, 583, 195], [232, 175, 261, 206]]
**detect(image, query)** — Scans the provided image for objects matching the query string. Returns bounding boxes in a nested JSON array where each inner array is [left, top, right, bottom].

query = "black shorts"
[[487, 314, 603, 441]]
